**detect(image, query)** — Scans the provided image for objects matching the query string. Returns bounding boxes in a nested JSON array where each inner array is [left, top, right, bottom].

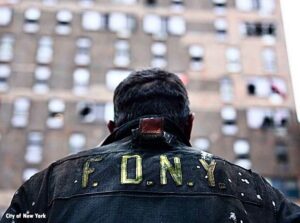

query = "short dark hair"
[[113, 68, 190, 127]]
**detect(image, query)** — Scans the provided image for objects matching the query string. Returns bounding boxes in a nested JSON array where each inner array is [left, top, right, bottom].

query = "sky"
[[280, 0, 300, 122]]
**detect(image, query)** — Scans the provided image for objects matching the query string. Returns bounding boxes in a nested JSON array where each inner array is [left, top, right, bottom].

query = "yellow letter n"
[[160, 155, 182, 186]]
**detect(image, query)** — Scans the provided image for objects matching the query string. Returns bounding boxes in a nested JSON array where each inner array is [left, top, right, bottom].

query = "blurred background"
[[0, 0, 299, 216]]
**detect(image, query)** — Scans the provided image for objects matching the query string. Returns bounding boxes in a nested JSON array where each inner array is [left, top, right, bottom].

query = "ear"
[[107, 120, 116, 133], [184, 113, 194, 140]]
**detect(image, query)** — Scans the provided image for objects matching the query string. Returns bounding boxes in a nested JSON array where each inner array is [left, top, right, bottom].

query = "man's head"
[[108, 68, 194, 139]]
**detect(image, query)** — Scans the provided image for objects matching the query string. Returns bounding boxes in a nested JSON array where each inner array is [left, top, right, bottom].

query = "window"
[[82, 11, 105, 31], [0, 7, 13, 26], [56, 10, 72, 35], [36, 36, 53, 64], [275, 141, 288, 164], [74, 37, 92, 66], [25, 131, 43, 164], [113, 0, 137, 4], [188, 45, 204, 71], [151, 42, 167, 68], [221, 106, 238, 135], [247, 77, 287, 104], [0, 34, 15, 62], [108, 13, 136, 36], [193, 137, 210, 151], [212, 0, 227, 14], [145, 0, 156, 6], [114, 40, 130, 67], [69, 133, 86, 154], [236, 0, 258, 11], [23, 8, 41, 33], [11, 97, 31, 128], [260, 0, 275, 15], [226, 47, 241, 73], [262, 48, 276, 73], [76, 101, 113, 123], [234, 139, 251, 169], [167, 16, 186, 36], [79, 0, 95, 7], [106, 69, 131, 91], [241, 22, 276, 38], [270, 179, 299, 199], [73, 68, 90, 95], [33, 66, 51, 94], [220, 77, 234, 103], [23, 168, 39, 182], [0, 64, 11, 92], [47, 99, 65, 129], [214, 18, 227, 41], [143, 14, 167, 39], [247, 108, 289, 130], [171, 0, 184, 11], [234, 140, 250, 158], [236, 0, 275, 14], [42, 0, 57, 5]]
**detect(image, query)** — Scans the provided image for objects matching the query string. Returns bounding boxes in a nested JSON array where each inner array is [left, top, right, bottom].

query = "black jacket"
[[1, 117, 300, 223]]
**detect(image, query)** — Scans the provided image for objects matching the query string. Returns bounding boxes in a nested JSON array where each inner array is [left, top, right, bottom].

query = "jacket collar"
[[101, 116, 191, 147]]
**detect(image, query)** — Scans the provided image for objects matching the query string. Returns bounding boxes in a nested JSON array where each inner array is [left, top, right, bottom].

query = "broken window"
[[151, 42, 167, 68], [145, 0, 157, 6], [47, 99, 65, 129], [114, 40, 130, 68], [221, 106, 238, 135], [33, 66, 51, 94], [23, 7, 41, 33], [247, 77, 286, 104], [247, 107, 289, 130], [0, 64, 11, 92], [74, 37, 92, 66], [241, 22, 276, 38], [56, 10, 73, 35], [76, 101, 113, 123], [188, 45, 204, 71]]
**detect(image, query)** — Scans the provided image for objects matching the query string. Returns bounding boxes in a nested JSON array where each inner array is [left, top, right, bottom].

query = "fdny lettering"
[[121, 155, 143, 184], [81, 153, 217, 188], [82, 156, 102, 188], [160, 155, 182, 186]]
